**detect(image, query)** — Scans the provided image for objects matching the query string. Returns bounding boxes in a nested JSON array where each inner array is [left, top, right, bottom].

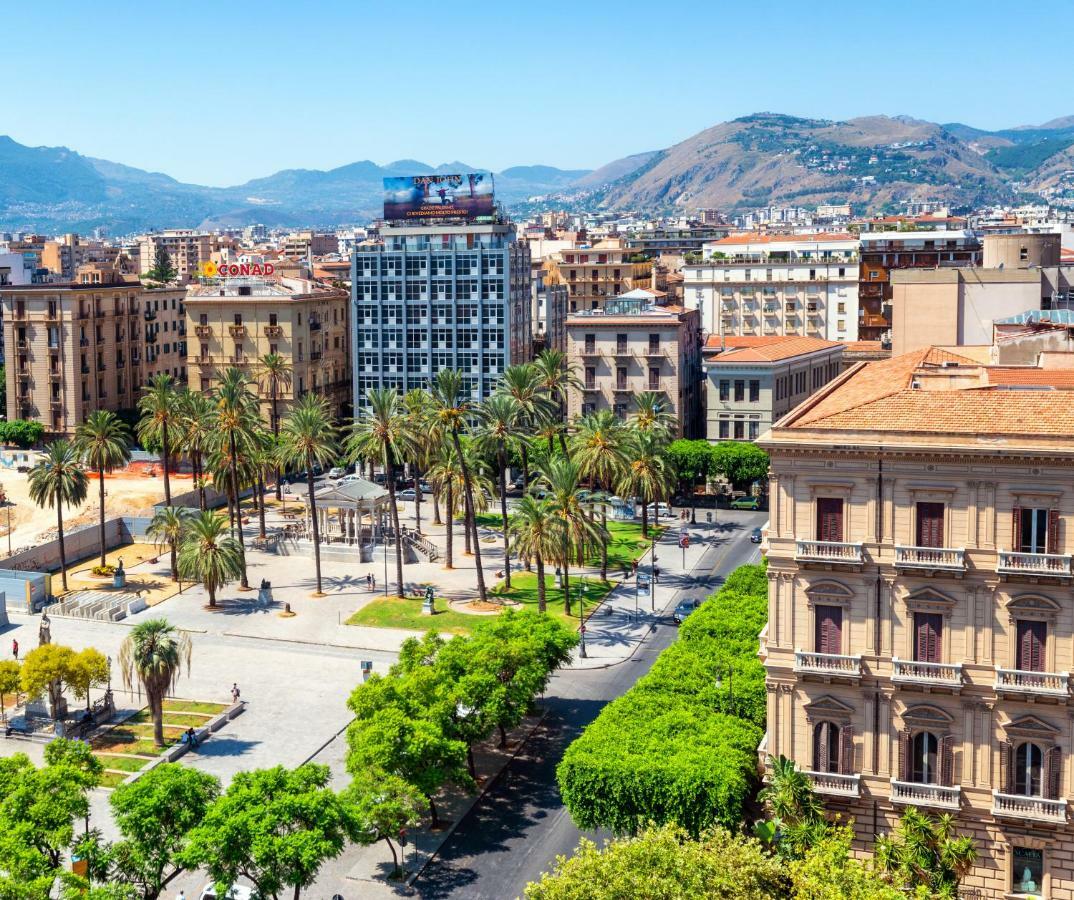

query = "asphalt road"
[[411, 510, 766, 900]]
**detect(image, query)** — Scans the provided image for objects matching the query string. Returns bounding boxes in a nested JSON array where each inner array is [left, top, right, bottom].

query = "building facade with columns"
[[759, 345, 1074, 899]]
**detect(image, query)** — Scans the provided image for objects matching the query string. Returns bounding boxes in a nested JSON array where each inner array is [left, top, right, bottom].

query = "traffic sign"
[[678, 532, 690, 549]]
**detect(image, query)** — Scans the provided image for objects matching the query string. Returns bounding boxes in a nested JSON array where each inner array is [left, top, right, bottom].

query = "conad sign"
[[199, 261, 275, 278]]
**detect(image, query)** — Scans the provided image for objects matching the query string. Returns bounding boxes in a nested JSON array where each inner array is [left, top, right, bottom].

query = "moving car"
[[672, 598, 701, 624], [750, 527, 763, 543], [199, 885, 253, 900], [397, 488, 417, 500], [327, 466, 347, 480], [730, 496, 761, 510]]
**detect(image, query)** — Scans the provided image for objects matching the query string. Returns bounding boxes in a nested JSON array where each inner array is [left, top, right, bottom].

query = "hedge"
[[558, 562, 769, 836]]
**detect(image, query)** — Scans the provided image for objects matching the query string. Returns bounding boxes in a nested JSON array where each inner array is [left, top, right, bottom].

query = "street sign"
[[678, 532, 690, 549]]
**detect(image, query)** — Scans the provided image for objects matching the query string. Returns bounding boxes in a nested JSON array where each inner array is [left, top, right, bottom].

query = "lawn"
[[346, 596, 475, 635], [96, 753, 153, 773], [490, 571, 613, 627], [98, 771, 129, 789], [474, 513, 504, 530], [162, 699, 228, 715], [594, 521, 665, 572]]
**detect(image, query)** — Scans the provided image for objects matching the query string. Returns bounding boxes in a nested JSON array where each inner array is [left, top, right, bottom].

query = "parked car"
[[339, 473, 363, 485], [199, 885, 253, 900], [672, 598, 701, 624], [730, 496, 761, 510], [327, 466, 347, 480], [750, 527, 763, 543], [397, 488, 417, 500]]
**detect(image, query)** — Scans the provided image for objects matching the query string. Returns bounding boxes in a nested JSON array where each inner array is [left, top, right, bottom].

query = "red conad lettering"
[[228, 264, 240, 276], [239, 264, 250, 276], [264, 263, 275, 276]]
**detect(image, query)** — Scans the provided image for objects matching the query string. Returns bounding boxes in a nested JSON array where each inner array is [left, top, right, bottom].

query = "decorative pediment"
[[803, 695, 855, 721], [1003, 714, 1061, 738], [805, 580, 854, 606], [903, 586, 958, 611], [1005, 593, 1062, 617], [900, 704, 954, 727]]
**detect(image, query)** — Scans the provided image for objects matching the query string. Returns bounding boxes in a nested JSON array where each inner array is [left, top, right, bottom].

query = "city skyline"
[[2, 0, 1071, 186]]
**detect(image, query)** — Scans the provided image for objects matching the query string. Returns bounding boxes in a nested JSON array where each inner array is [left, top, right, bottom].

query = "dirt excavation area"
[[0, 461, 170, 556]]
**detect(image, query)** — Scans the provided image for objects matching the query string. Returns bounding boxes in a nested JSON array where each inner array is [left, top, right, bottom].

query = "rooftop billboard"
[[383, 173, 494, 221]]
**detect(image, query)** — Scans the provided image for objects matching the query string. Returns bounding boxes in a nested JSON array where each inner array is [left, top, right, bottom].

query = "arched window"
[[912, 731, 939, 784], [1015, 742, 1044, 797], [813, 722, 840, 773]]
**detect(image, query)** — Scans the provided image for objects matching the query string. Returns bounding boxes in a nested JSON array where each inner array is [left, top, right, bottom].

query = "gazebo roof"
[[308, 479, 389, 506]]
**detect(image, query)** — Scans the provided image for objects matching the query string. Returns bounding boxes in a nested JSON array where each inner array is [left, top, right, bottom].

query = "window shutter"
[[939, 734, 955, 787], [816, 723, 829, 773], [839, 724, 855, 776], [1000, 741, 1013, 794], [898, 730, 911, 782], [1048, 508, 1060, 555], [1012, 506, 1022, 551], [1046, 746, 1062, 800]]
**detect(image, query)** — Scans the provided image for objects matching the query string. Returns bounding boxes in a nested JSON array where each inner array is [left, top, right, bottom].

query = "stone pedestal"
[[113, 571, 126, 589]]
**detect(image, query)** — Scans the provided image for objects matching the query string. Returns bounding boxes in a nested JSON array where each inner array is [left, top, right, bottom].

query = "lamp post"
[[715, 662, 735, 715], [578, 580, 587, 658]]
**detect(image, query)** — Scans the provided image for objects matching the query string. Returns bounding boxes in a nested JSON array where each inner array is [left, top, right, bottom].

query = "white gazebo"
[[300, 479, 391, 550]]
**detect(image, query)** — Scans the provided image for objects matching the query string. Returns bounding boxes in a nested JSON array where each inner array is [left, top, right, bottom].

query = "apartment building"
[[41, 234, 124, 281], [186, 276, 350, 421], [684, 233, 859, 340], [282, 230, 339, 260], [759, 346, 1074, 898], [351, 221, 532, 412], [0, 265, 148, 433], [702, 335, 842, 442], [142, 287, 187, 382], [547, 238, 653, 313], [532, 262, 567, 354], [137, 230, 212, 282], [858, 229, 981, 343], [566, 292, 702, 438]]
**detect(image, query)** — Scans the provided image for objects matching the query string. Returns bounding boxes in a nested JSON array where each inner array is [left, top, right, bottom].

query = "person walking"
[[11, 639, 17, 660], [231, 683, 241, 704]]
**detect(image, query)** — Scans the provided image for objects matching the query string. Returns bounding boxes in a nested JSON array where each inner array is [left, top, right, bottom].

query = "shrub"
[[91, 564, 116, 577], [0, 419, 45, 448]]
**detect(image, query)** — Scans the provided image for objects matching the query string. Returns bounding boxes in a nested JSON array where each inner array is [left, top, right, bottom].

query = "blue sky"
[[2, 0, 1071, 186]]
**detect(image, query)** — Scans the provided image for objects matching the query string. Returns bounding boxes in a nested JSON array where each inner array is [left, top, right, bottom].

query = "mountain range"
[[2, 113, 1073, 234]]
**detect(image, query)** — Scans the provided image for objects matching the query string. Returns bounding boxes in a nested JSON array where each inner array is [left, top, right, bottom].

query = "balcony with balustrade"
[[997, 551, 1073, 579], [890, 780, 960, 810], [892, 659, 963, 691], [992, 791, 1067, 824], [795, 540, 864, 566], [793, 650, 862, 681], [805, 771, 860, 798], [994, 668, 1069, 700], [894, 545, 965, 575]]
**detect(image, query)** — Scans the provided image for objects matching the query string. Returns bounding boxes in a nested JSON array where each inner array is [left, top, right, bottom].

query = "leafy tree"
[[276, 393, 339, 596], [67, 648, 110, 713], [28, 439, 89, 592], [147, 505, 191, 583], [666, 439, 713, 496], [345, 769, 424, 880], [524, 823, 787, 899], [144, 246, 176, 284], [117, 619, 191, 747], [509, 496, 561, 612], [75, 410, 133, 566], [109, 763, 221, 900], [181, 764, 356, 900], [875, 808, 977, 898], [711, 440, 770, 491], [20, 644, 76, 720], [137, 374, 179, 508], [0, 419, 44, 448], [790, 826, 904, 900], [177, 510, 241, 609], [0, 660, 20, 722]]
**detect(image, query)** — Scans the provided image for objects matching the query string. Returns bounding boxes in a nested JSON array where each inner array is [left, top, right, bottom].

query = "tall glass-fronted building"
[[351, 221, 532, 412]]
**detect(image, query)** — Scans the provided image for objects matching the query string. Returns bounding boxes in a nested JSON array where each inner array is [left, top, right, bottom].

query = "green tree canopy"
[[711, 441, 770, 491], [344, 769, 425, 880], [789, 826, 904, 900], [666, 439, 714, 493]]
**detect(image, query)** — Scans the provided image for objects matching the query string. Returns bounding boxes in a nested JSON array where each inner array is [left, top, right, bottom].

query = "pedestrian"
[[366, 572, 372, 590], [11, 639, 17, 660], [371, 573, 376, 590], [177, 892, 186, 900], [653, 565, 660, 583], [231, 683, 240, 704], [631, 559, 638, 576]]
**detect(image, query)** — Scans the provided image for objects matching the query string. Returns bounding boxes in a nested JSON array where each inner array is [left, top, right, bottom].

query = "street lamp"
[[578, 581, 587, 658], [715, 662, 735, 715]]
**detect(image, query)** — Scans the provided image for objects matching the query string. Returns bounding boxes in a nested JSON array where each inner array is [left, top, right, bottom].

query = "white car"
[[327, 466, 347, 480], [339, 473, 363, 484], [199, 885, 253, 900]]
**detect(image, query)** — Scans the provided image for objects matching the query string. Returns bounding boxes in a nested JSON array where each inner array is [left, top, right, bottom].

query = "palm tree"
[[117, 618, 192, 747], [177, 510, 243, 610], [147, 505, 192, 582], [538, 458, 604, 617], [347, 389, 415, 599], [571, 411, 629, 581], [429, 369, 488, 604], [509, 496, 561, 613], [427, 443, 492, 569], [257, 352, 292, 500], [876, 808, 977, 896], [276, 394, 339, 597], [402, 388, 440, 534], [137, 374, 179, 507], [618, 430, 674, 538], [27, 441, 88, 594], [474, 394, 520, 588], [212, 368, 261, 590], [533, 349, 581, 457], [630, 391, 676, 443], [74, 410, 133, 566], [499, 363, 554, 490], [176, 389, 214, 511], [758, 754, 829, 861]]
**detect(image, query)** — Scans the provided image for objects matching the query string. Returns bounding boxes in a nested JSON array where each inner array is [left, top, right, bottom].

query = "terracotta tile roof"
[[842, 341, 885, 351], [986, 368, 1074, 388], [704, 334, 792, 349], [705, 336, 841, 364]]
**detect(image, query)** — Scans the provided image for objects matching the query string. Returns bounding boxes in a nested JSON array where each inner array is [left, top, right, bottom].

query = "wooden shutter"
[[816, 498, 844, 543], [916, 502, 945, 548], [914, 613, 943, 664], [939, 734, 955, 787], [898, 730, 912, 782], [839, 724, 855, 776], [1017, 620, 1046, 672], [1045, 746, 1062, 800], [1012, 506, 1022, 551], [1048, 508, 1060, 555], [815, 605, 842, 655], [1000, 741, 1013, 794], [814, 723, 829, 772]]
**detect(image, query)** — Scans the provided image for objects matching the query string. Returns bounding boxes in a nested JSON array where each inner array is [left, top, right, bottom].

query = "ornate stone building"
[[760, 346, 1074, 898]]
